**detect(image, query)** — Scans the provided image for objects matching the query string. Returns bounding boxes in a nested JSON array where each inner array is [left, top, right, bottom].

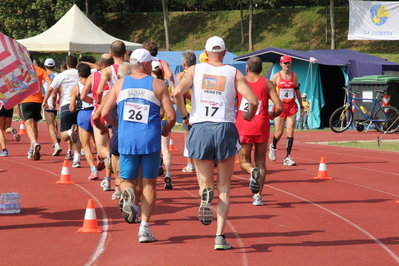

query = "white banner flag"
[[348, 1, 399, 40]]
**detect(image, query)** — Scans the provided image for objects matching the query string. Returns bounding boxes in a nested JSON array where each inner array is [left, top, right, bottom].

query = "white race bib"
[[239, 98, 262, 115], [197, 99, 225, 120], [279, 88, 294, 100], [123, 102, 150, 124]]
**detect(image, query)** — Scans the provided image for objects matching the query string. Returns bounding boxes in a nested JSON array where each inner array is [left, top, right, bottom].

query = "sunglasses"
[[282, 62, 291, 65]]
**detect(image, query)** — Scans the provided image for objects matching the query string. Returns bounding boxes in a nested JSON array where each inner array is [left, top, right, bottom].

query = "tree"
[[248, 0, 254, 51], [162, 0, 171, 51], [330, 0, 336, 50], [239, 0, 245, 45]]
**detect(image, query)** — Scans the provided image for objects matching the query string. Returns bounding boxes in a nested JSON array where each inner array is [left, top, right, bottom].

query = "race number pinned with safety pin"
[[239, 98, 261, 115], [123, 102, 150, 123], [197, 99, 225, 120]]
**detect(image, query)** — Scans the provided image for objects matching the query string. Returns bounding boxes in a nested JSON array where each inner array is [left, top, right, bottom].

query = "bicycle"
[[329, 85, 399, 134]]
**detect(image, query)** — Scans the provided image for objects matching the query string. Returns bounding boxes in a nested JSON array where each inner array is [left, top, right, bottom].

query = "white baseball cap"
[[44, 58, 56, 67], [205, 36, 226, 53], [301, 93, 307, 98], [151, 60, 162, 70], [130, 49, 157, 64]]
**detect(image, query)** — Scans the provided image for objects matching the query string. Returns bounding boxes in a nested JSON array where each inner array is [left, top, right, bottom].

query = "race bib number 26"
[[123, 102, 150, 124]]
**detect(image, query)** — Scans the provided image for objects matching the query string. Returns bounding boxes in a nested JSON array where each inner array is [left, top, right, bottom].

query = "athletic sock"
[[272, 136, 280, 149], [74, 153, 81, 162], [286, 137, 294, 158], [105, 176, 111, 181]]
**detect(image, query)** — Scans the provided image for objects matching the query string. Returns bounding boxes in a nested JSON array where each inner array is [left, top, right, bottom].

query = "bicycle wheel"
[[329, 106, 353, 133], [373, 106, 399, 134]]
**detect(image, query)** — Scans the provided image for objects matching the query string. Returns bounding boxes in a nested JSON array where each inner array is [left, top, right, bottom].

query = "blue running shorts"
[[77, 109, 94, 133], [186, 122, 240, 161], [120, 151, 161, 180]]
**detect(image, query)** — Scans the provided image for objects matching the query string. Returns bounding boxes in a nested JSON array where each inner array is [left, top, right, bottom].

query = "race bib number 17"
[[123, 102, 150, 124]]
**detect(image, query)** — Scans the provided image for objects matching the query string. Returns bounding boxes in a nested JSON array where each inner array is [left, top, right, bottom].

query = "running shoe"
[[72, 161, 81, 168], [182, 164, 195, 173], [33, 142, 41, 161], [119, 187, 137, 224], [70, 124, 79, 143], [214, 235, 231, 250], [252, 194, 264, 206], [88, 171, 99, 180], [164, 173, 173, 189], [198, 187, 214, 225], [27, 150, 33, 159], [10, 128, 20, 142], [80, 148, 85, 156], [138, 225, 155, 243], [100, 179, 111, 190], [133, 205, 140, 223], [283, 156, 296, 166], [96, 153, 105, 171], [65, 150, 73, 160], [249, 167, 261, 194], [52, 144, 62, 156], [0, 150, 8, 157], [269, 144, 277, 161], [112, 187, 122, 200]]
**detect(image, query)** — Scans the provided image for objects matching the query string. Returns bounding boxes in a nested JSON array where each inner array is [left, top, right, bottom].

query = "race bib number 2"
[[239, 98, 262, 115], [123, 102, 150, 124]]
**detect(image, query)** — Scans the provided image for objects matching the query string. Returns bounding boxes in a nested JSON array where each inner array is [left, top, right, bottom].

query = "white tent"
[[17, 4, 142, 53]]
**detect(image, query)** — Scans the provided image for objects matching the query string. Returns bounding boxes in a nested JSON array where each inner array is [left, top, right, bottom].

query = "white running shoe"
[[138, 225, 155, 243], [112, 187, 122, 200], [214, 235, 231, 250], [269, 144, 277, 161], [100, 179, 111, 191], [119, 187, 137, 224], [252, 194, 264, 206], [182, 164, 195, 173], [198, 187, 214, 225], [72, 161, 81, 168], [283, 156, 296, 166]]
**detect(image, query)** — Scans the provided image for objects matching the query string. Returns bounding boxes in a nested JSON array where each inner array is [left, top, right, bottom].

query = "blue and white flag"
[[348, 1, 399, 40]]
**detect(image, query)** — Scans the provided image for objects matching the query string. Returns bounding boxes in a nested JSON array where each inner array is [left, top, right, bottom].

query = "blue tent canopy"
[[234, 48, 399, 128]]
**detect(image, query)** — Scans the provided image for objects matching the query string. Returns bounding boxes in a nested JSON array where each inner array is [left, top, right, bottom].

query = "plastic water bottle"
[[0, 193, 4, 214], [3, 193, 10, 214], [13, 193, 20, 213]]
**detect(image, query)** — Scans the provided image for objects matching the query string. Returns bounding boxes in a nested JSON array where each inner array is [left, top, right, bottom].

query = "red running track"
[[1, 122, 399, 265]]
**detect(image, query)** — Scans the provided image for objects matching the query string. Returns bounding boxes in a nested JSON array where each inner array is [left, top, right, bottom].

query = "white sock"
[[140, 222, 148, 227], [74, 153, 81, 162]]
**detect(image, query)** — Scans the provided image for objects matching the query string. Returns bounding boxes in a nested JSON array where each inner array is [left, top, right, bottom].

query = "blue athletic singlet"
[[116, 75, 161, 155]]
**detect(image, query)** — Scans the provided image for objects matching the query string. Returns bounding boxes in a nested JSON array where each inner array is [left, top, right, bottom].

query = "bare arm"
[[93, 92, 111, 134], [81, 74, 94, 104], [236, 71, 258, 121], [162, 60, 175, 91], [69, 85, 79, 112], [155, 79, 176, 136], [267, 79, 283, 119], [42, 86, 54, 110]]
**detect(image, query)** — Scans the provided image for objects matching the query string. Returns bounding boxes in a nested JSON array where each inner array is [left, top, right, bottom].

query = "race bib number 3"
[[197, 99, 225, 120], [239, 98, 262, 115], [123, 102, 150, 123]]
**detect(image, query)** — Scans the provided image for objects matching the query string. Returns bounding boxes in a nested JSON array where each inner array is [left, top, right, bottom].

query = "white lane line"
[[1, 158, 109, 266], [176, 186, 248, 266], [265, 183, 399, 264]]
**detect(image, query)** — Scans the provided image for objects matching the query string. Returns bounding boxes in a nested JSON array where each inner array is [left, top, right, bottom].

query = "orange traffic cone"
[[18, 120, 27, 135], [169, 134, 178, 152], [78, 199, 102, 233], [313, 157, 332, 180], [235, 155, 240, 164], [56, 160, 75, 184]]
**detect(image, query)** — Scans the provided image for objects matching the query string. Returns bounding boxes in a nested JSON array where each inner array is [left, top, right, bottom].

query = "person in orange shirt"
[[20, 54, 52, 160]]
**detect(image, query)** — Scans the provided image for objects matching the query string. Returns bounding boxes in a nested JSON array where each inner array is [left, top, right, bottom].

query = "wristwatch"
[[181, 113, 190, 120]]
